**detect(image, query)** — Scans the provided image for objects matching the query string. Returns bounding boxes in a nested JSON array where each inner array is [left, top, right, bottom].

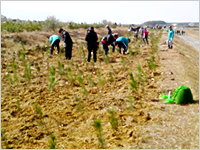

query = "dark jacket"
[[106, 34, 114, 45], [62, 30, 73, 44], [101, 34, 114, 45], [108, 27, 112, 35], [85, 29, 98, 48]]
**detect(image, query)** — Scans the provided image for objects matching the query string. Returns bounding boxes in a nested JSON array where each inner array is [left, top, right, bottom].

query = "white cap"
[[105, 25, 109, 28]]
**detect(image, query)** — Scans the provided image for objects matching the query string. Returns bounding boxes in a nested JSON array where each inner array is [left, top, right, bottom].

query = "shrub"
[[43, 16, 62, 31]]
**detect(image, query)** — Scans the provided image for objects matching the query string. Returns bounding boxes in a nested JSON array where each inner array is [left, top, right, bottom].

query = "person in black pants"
[[85, 26, 98, 62], [59, 28, 73, 60], [49, 35, 60, 54]]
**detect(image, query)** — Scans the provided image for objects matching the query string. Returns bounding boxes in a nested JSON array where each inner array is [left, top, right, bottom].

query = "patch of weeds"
[[94, 119, 106, 149], [48, 133, 57, 149], [107, 108, 118, 131]]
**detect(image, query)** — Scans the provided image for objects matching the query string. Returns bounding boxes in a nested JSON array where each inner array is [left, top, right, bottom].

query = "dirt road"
[[178, 35, 199, 51]]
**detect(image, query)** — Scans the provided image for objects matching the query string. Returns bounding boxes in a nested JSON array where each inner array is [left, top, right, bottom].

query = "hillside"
[[1, 27, 199, 149]]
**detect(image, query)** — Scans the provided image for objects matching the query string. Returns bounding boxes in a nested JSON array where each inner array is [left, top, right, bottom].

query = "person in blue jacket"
[[115, 36, 131, 54], [167, 26, 174, 49], [49, 35, 61, 54]]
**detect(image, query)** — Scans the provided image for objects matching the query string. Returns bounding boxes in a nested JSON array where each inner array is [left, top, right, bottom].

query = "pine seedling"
[[121, 56, 126, 70], [148, 54, 157, 72], [69, 57, 74, 68], [40, 47, 44, 57], [66, 67, 77, 85], [94, 119, 106, 149], [135, 63, 147, 92], [17, 99, 22, 111], [90, 58, 95, 70], [127, 96, 134, 111], [77, 75, 88, 95], [103, 55, 109, 64], [35, 62, 40, 72], [75, 96, 85, 111], [97, 69, 105, 87], [107, 109, 118, 131], [24, 62, 31, 82], [48, 66, 58, 92], [1, 129, 9, 149], [58, 61, 65, 76], [75, 64, 83, 75], [86, 75, 96, 87], [34, 102, 45, 125], [108, 72, 114, 83], [129, 72, 138, 93], [97, 49, 101, 64], [48, 133, 57, 149]]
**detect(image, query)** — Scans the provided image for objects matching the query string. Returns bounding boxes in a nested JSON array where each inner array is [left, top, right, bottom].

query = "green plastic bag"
[[159, 85, 194, 105]]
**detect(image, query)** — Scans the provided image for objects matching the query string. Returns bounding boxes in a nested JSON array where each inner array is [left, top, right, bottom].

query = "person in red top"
[[142, 28, 149, 44]]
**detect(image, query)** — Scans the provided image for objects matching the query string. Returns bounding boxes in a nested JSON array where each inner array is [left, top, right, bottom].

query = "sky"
[[1, 1, 199, 24]]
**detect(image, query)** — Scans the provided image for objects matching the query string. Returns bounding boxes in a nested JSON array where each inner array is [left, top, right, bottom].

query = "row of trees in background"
[[1, 16, 119, 33]]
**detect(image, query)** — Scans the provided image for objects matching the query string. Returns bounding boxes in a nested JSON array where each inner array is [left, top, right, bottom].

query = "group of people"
[[49, 25, 131, 63], [129, 26, 149, 44], [48, 25, 174, 62]]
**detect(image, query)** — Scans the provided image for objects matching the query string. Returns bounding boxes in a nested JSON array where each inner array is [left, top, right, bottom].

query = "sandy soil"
[[1, 27, 199, 149]]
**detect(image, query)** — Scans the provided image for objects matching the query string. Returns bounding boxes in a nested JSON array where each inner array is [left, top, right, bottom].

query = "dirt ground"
[[1, 27, 199, 149]]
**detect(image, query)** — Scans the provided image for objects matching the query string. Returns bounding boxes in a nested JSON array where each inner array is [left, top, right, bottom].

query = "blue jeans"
[[101, 41, 109, 55]]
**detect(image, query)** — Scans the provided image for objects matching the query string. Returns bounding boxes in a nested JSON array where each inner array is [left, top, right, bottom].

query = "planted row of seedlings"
[[2, 30, 162, 149]]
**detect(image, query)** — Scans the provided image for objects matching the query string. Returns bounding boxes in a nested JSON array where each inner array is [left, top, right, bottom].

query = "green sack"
[[159, 85, 194, 105], [176, 87, 194, 104]]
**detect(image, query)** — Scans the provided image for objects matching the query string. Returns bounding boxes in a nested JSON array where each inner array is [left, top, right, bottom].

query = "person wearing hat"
[[115, 36, 131, 54], [85, 26, 98, 62], [59, 28, 73, 60], [167, 26, 174, 49], [48, 35, 61, 55], [105, 25, 112, 35]]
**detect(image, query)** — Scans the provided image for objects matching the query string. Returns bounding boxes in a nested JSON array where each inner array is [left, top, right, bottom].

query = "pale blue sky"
[[1, 1, 199, 24]]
